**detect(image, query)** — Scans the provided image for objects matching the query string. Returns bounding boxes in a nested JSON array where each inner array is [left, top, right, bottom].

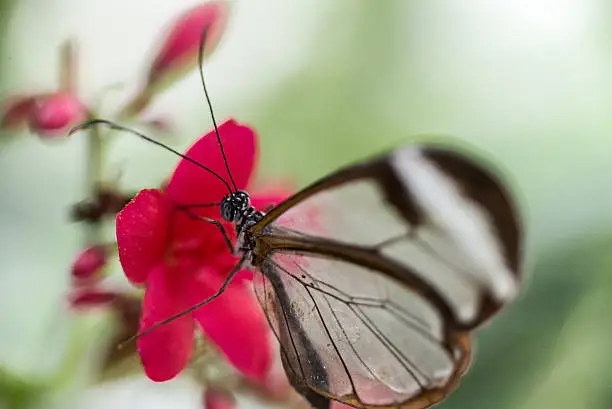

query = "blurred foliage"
[[0, 367, 45, 409], [444, 234, 612, 409], [253, 3, 401, 184], [0, 0, 17, 146]]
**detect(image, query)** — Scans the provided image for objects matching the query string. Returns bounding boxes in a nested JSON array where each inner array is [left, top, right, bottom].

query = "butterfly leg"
[[179, 207, 235, 255], [124, 253, 248, 343], [194, 216, 235, 255]]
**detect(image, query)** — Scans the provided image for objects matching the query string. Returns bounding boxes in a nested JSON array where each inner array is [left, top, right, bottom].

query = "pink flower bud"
[[203, 388, 235, 409], [28, 92, 87, 138], [142, 117, 174, 134], [259, 369, 292, 400], [71, 245, 107, 282], [69, 288, 117, 310], [1, 95, 37, 130], [147, 2, 229, 89]]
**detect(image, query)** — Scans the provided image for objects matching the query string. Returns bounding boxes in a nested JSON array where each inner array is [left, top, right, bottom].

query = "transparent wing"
[[248, 144, 521, 408], [252, 145, 522, 328], [253, 253, 471, 409]]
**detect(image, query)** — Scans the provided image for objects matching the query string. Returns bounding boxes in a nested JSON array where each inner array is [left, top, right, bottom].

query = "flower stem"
[[117, 88, 152, 120], [59, 39, 77, 93], [84, 123, 104, 244]]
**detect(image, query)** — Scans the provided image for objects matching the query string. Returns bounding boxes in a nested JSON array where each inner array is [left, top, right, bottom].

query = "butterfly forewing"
[[251, 144, 521, 329], [246, 143, 522, 409]]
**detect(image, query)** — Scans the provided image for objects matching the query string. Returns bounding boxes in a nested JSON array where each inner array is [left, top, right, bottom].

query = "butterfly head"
[[220, 190, 250, 222]]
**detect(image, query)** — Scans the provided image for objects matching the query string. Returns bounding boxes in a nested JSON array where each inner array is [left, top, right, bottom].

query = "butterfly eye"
[[220, 197, 238, 221], [220, 191, 251, 221]]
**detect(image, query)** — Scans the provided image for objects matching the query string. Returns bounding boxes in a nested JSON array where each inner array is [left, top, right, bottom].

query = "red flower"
[[0, 95, 37, 130], [71, 244, 108, 283], [203, 388, 236, 409], [29, 92, 87, 137], [69, 288, 118, 310], [147, 1, 229, 89], [1, 41, 87, 138], [1, 92, 87, 138], [116, 119, 290, 382]]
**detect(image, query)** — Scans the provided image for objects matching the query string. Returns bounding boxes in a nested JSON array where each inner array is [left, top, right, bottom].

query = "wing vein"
[[302, 284, 359, 397], [351, 303, 430, 387], [412, 232, 488, 289], [314, 280, 409, 393], [312, 278, 432, 333], [276, 257, 429, 390], [275, 257, 436, 343]]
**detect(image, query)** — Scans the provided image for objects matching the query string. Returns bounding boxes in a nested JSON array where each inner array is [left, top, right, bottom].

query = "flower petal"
[[147, 1, 229, 90], [71, 244, 107, 282], [190, 268, 271, 380], [29, 92, 87, 138], [247, 350, 292, 400], [250, 182, 293, 211], [138, 265, 195, 382], [203, 387, 236, 409], [69, 288, 118, 310], [116, 189, 171, 284], [254, 181, 322, 235], [1, 95, 37, 130], [166, 119, 258, 210]]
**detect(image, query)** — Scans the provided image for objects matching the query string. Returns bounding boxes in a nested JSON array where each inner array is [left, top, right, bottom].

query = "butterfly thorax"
[[220, 190, 265, 264]]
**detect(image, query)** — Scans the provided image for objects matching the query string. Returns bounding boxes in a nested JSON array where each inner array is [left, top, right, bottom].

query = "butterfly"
[[70, 30, 523, 409]]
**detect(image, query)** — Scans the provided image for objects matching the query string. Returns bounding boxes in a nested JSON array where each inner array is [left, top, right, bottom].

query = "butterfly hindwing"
[[253, 253, 472, 409]]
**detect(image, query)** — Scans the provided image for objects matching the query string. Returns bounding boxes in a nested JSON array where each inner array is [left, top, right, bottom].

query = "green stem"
[[59, 40, 77, 93], [84, 123, 104, 244], [116, 88, 152, 120], [47, 314, 115, 395]]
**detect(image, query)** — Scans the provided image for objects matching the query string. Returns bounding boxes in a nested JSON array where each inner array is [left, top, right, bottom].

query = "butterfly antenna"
[[198, 27, 238, 192], [69, 120, 233, 193]]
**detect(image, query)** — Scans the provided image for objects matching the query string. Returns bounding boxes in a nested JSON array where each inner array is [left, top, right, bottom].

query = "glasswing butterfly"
[[70, 27, 522, 409]]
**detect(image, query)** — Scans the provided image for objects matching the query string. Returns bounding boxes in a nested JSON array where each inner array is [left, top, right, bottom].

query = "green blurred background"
[[1, 1, 611, 408]]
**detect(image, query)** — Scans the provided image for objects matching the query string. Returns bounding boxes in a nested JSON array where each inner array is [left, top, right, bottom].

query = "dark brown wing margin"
[[249, 144, 522, 328], [251, 154, 423, 229], [424, 149, 521, 273], [262, 262, 332, 409], [250, 144, 521, 278]]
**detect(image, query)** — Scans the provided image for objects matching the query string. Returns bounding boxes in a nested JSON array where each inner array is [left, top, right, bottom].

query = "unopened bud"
[[203, 387, 236, 409], [29, 92, 87, 138], [1, 95, 37, 131], [71, 245, 107, 282], [69, 288, 117, 310], [147, 2, 229, 90]]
